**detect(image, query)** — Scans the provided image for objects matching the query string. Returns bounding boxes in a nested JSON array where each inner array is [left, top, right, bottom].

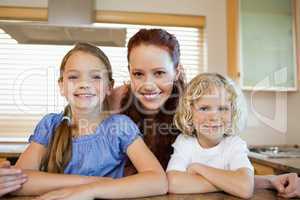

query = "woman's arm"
[[14, 142, 107, 196], [36, 138, 167, 200], [188, 163, 254, 199], [255, 173, 300, 198], [167, 170, 219, 194]]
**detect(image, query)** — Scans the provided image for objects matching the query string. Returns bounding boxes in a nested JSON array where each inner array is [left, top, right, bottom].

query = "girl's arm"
[[188, 163, 254, 199], [36, 138, 167, 200], [83, 137, 168, 198], [167, 170, 219, 194], [13, 142, 108, 196]]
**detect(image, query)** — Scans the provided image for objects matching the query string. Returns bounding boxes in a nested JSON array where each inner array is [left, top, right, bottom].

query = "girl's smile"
[[59, 51, 111, 114]]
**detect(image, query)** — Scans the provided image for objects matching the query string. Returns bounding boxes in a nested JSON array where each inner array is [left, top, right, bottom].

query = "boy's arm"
[[166, 170, 219, 194], [188, 163, 254, 199]]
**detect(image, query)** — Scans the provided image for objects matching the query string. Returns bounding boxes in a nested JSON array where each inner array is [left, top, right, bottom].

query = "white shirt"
[[166, 134, 254, 172]]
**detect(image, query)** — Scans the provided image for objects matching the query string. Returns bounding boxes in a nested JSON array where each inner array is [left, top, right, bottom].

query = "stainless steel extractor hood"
[[0, 0, 126, 46]]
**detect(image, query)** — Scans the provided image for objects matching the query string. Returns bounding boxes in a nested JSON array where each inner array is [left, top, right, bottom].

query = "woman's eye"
[[133, 72, 143, 77], [155, 71, 166, 76]]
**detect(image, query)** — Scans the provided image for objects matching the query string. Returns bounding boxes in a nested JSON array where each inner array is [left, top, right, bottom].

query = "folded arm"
[[187, 163, 254, 199], [14, 142, 106, 195], [167, 170, 219, 194], [81, 138, 168, 199], [36, 138, 168, 200]]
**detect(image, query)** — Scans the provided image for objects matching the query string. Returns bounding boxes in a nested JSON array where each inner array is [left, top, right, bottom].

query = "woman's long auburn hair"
[[121, 29, 185, 169], [40, 42, 114, 173]]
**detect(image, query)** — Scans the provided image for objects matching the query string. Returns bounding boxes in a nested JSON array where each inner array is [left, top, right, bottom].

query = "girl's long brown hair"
[[40, 42, 113, 173]]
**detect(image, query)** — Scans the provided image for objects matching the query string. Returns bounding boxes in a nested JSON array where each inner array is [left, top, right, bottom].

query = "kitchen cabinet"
[[249, 156, 300, 175], [239, 0, 298, 91], [252, 161, 275, 175], [227, 0, 299, 90]]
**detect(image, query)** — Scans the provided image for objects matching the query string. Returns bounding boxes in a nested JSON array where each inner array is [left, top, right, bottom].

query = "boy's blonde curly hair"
[[174, 73, 247, 137]]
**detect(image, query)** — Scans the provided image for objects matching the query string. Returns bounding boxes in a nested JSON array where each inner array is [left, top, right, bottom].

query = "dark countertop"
[[249, 152, 300, 174], [3, 190, 296, 200]]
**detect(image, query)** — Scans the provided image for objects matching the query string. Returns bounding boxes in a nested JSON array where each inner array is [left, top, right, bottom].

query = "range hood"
[[0, 0, 126, 46]]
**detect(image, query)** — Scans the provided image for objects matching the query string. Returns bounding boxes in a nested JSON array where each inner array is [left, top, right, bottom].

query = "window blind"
[[0, 23, 207, 138]]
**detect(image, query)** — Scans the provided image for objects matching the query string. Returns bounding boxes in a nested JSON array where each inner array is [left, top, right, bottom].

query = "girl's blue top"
[[29, 113, 141, 178]]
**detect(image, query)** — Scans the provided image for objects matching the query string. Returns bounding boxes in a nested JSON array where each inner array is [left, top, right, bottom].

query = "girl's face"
[[192, 87, 232, 148], [129, 44, 179, 113], [59, 51, 111, 113]]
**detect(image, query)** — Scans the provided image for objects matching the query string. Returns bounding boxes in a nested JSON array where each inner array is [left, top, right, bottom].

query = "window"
[[0, 23, 206, 139]]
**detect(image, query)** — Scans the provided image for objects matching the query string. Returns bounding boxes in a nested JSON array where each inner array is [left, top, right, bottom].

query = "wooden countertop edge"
[[249, 156, 300, 174]]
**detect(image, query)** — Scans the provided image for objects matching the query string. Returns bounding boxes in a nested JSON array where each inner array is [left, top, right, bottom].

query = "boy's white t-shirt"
[[166, 134, 254, 172]]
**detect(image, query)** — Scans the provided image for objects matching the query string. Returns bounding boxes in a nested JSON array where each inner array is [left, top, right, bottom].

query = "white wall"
[[1, 0, 299, 145]]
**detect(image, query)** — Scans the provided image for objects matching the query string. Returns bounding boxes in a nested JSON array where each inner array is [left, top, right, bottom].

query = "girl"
[[166, 73, 254, 199], [14, 43, 167, 199], [111, 28, 185, 174]]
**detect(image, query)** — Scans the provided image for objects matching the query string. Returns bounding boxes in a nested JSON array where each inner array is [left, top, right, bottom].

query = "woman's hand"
[[34, 185, 94, 200], [269, 173, 300, 198], [0, 160, 27, 197]]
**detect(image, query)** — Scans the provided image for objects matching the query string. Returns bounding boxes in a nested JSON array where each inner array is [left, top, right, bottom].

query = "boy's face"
[[192, 87, 232, 148]]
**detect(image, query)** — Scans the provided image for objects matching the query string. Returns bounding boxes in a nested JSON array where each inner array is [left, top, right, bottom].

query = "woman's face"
[[129, 44, 179, 113]]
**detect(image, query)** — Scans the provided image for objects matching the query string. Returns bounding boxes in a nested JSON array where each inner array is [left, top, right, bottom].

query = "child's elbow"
[[237, 179, 254, 199], [237, 187, 254, 199], [156, 172, 168, 195], [166, 172, 179, 194]]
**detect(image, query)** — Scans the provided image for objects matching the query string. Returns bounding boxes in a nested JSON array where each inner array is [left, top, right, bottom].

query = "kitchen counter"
[[249, 152, 300, 174], [2, 190, 290, 200], [0, 142, 28, 161]]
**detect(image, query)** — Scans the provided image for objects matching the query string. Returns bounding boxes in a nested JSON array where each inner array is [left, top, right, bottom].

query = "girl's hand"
[[0, 161, 27, 197], [34, 185, 94, 200]]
